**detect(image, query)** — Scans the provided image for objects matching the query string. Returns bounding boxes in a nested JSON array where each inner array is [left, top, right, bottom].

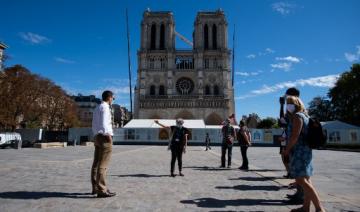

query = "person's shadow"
[[180, 197, 291, 208], [110, 174, 169, 178], [216, 184, 280, 191], [0, 191, 93, 199]]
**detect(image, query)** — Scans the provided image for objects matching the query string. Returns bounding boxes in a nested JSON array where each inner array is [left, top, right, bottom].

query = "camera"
[[279, 96, 285, 105]]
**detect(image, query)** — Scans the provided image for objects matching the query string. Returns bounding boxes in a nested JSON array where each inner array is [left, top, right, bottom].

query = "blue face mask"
[[286, 104, 296, 113]]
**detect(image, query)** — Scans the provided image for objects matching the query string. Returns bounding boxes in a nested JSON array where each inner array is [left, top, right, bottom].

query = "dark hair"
[[285, 87, 300, 97], [102, 90, 113, 101], [240, 120, 246, 127]]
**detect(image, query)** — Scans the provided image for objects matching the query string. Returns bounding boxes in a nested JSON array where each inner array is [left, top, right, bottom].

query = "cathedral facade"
[[134, 10, 235, 125]]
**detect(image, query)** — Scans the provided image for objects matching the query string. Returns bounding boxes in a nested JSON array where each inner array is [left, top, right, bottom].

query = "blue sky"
[[1, 0, 360, 120]]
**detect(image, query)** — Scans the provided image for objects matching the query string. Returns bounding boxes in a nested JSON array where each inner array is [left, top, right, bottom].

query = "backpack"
[[305, 118, 327, 149]]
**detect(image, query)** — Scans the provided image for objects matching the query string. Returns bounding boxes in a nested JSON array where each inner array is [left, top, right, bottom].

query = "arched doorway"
[[159, 129, 169, 140], [175, 110, 195, 119], [205, 113, 223, 125]]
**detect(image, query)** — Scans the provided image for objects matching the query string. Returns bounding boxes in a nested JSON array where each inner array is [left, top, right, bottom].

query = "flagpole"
[[126, 8, 133, 119], [232, 24, 235, 87]]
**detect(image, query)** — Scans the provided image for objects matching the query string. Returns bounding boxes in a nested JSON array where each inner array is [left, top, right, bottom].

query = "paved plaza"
[[0, 145, 359, 212]]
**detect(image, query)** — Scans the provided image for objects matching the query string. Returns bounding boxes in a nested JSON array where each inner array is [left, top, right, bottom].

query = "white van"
[[0, 132, 22, 149]]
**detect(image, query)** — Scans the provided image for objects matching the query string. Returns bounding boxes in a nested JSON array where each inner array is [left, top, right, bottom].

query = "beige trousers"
[[91, 134, 112, 194]]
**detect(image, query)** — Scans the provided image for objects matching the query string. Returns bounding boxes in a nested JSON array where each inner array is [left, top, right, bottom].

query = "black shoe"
[[170, 173, 176, 177], [97, 192, 116, 198], [286, 193, 300, 199], [239, 166, 249, 171], [179, 173, 184, 177], [227, 165, 231, 168], [283, 173, 291, 178], [107, 190, 116, 196], [284, 197, 304, 205], [220, 165, 225, 168]]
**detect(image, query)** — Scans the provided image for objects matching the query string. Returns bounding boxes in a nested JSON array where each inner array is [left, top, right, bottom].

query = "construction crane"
[[174, 30, 193, 47]]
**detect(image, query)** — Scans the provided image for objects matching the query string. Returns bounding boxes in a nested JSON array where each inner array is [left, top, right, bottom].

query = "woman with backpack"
[[237, 120, 251, 170], [282, 96, 325, 212]]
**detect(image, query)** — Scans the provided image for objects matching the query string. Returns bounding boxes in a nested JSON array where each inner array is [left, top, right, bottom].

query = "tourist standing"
[[237, 120, 251, 170], [155, 119, 189, 177], [205, 133, 211, 151], [91, 90, 116, 198], [280, 87, 304, 204], [283, 95, 325, 212], [221, 118, 236, 168]]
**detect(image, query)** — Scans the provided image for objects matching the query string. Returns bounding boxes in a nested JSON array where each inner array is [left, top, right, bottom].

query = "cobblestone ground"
[[0, 146, 359, 212]]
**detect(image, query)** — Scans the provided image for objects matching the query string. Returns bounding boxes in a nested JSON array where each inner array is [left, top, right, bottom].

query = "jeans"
[[240, 146, 249, 168], [221, 143, 233, 167]]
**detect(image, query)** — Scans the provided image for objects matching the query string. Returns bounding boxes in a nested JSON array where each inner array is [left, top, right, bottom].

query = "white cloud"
[[54, 57, 76, 64], [236, 70, 263, 77], [272, 2, 296, 15], [246, 54, 256, 59], [270, 62, 292, 72], [236, 74, 340, 100], [19, 32, 51, 44], [265, 48, 275, 54], [247, 48, 275, 59], [276, 56, 301, 63], [344, 45, 360, 62], [271, 55, 302, 71]]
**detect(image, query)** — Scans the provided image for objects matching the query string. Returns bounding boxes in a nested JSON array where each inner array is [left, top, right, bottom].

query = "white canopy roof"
[[321, 120, 360, 130], [124, 119, 206, 129]]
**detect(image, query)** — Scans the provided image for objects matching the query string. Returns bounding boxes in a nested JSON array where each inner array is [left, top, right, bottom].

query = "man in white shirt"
[[91, 90, 116, 198]]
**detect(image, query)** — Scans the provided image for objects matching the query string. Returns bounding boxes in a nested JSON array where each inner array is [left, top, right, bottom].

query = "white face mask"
[[286, 104, 296, 113]]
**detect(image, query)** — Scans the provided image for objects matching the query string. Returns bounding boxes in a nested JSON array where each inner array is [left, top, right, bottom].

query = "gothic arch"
[[159, 85, 165, 95], [159, 129, 169, 140], [159, 23, 165, 50], [149, 114, 161, 119], [212, 24, 217, 49], [205, 85, 211, 95], [213, 85, 220, 95], [150, 85, 156, 95], [205, 112, 223, 125], [175, 110, 195, 119], [150, 23, 156, 50], [204, 24, 209, 49]]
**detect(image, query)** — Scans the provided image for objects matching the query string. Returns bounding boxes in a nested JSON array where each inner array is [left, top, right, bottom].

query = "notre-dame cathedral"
[[134, 9, 235, 125]]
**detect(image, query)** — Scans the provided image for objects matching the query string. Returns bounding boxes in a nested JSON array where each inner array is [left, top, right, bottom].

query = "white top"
[[92, 101, 113, 136]]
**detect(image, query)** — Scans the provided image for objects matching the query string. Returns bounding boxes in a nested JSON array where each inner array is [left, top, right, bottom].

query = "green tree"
[[307, 96, 335, 122], [257, 117, 277, 129], [329, 64, 360, 126]]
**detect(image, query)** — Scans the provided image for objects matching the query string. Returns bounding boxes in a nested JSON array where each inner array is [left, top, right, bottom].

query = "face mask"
[[286, 104, 296, 113], [177, 123, 183, 128]]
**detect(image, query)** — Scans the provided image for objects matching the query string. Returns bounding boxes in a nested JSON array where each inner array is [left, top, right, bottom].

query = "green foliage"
[[308, 96, 335, 121], [257, 117, 277, 129], [329, 64, 360, 126]]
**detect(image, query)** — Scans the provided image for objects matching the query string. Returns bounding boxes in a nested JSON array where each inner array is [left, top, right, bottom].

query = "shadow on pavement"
[[250, 169, 283, 172], [229, 176, 279, 181], [216, 184, 280, 191], [110, 174, 170, 178], [183, 166, 233, 171], [0, 191, 93, 199], [180, 197, 291, 208]]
